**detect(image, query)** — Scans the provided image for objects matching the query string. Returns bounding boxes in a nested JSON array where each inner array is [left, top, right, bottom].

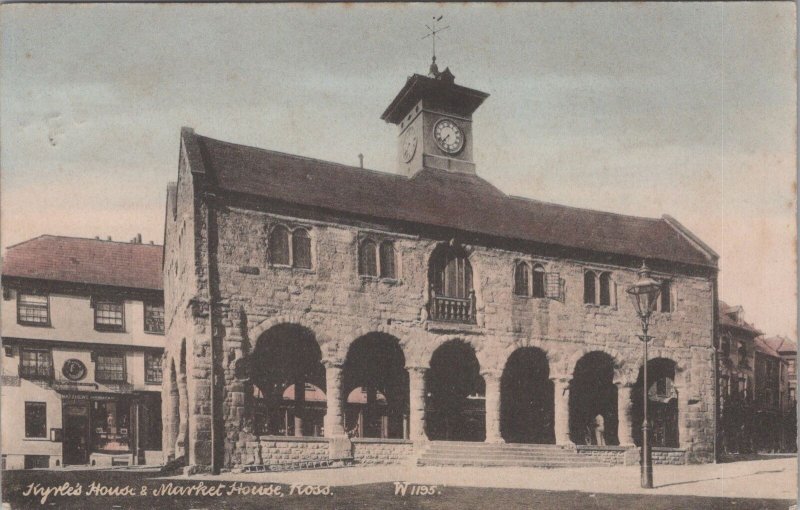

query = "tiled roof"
[[719, 301, 763, 336], [755, 337, 782, 359], [2, 235, 163, 291], [762, 335, 797, 355], [184, 129, 718, 268]]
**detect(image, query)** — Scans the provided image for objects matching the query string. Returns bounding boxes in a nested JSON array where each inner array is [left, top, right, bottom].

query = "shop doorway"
[[62, 402, 90, 465]]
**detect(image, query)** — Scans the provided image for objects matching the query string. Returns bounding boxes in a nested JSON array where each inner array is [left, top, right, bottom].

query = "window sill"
[[359, 275, 401, 285], [93, 328, 126, 333], [144, 381, 162, 386], [23, 437, 50, 442], [143, 331, 165, 336], [17, 322, 52, 328], [269, 264, 315, 274]]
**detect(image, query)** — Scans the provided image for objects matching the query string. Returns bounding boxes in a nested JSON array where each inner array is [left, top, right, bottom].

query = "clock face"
[[402, 133, 418, 163], [433, 119, 465, 154]]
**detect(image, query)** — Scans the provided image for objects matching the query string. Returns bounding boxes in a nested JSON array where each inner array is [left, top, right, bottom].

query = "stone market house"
[[162, 64, 719, 473], [1, 235, 164, 469]]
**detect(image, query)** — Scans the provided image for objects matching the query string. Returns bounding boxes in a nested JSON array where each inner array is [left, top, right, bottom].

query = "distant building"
[[761, 335, 797, 452], [717, 301, 762, 454], [1, 235, 164, 469]]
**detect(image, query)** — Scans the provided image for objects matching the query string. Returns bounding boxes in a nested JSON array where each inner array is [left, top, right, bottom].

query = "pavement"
[[168, 456, 798, 501]]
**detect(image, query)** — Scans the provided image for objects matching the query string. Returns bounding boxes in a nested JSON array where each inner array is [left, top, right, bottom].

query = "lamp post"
[[626, 262, 662, 489]]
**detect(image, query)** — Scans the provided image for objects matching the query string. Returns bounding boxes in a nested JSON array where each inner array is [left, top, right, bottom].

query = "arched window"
[[359, 239, 378, 276], [532, 264, 546, 298], [514, 262, 529, 296], [292, 229, 312, 269], [432, 249, 472, 299], [599, 272, 612, 306], [659, 280, 671, 312], [583, 271, 596, 304], [379, 241, 396, 279], [269, 226, 290, 266]]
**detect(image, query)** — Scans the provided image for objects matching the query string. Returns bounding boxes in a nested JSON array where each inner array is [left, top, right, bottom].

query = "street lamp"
[[626, 262, 662, 489]]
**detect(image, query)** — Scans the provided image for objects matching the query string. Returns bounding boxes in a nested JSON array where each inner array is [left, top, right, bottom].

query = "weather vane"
[[422, 15, 449, 65]]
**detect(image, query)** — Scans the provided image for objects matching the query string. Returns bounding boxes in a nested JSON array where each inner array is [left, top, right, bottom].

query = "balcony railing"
[[428, 290, 476, 324]]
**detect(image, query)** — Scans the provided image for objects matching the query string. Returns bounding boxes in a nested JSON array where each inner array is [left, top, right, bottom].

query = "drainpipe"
[[204, 190, 220, 475]]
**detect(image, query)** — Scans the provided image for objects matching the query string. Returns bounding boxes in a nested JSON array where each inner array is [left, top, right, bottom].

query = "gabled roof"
[[755, 337, 783, 359], [3, 235, 163, 291], [182, 129, 718, 269], [719, 301, 763, 336], [762, 336, 797, 355]]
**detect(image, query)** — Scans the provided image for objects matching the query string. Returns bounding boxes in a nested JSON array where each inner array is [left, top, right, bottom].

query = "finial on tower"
[[422, 15, 449, 78]]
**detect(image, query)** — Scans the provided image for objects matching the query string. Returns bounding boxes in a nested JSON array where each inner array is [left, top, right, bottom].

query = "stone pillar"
[[167, 384, 180, 460], [482, 370, 504, 443], [176, 373, 189, 458], [551, 376, 573, 446], [294, 378, 305, 437], [324, 362, 345, 438], [408, 367, 428, 441], [616, 382, 635, 446]]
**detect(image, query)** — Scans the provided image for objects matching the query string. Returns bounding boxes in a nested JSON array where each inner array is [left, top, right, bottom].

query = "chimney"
[[149, 241, 154, 245], [137, 233, 142, 244], [358, 154, 364, 168], [107, 236, 112, 241], [95, 236, 100, 240]]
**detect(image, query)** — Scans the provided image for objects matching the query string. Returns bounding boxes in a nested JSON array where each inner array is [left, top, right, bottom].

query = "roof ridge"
[[6, 234, 162, 251], [196, 133, 409, 182]]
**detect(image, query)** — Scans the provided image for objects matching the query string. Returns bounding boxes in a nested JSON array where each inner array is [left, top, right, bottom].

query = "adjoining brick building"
[[1, 235, 165, 469], [162, 64, 720, 472]]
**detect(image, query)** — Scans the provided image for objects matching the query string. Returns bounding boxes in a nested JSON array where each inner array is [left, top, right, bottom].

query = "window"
[[144, 302, 164, 334], [660, 280, 672, 312], [19, 348, 52, 379], [787, 358, 795, 375], [94, 300, 124, 331], [514, 262, 529, 296], [532, 264, 546, 298], [269, 225, 290, 265], [379, 241, 396, 279], [269, 226, 312, 269], [738, 342, 749, 368], [145, 352, 163, 384], [429, 245, 475, 323], [292, 229, 312, 269], [17, 293, 49, 326], [599, 272, 612, 306], [25, 402, 46, 438], [721, 335, 731, 357], [583, 271, 596, 304], [359, 239, 378, 277], [95, 352, 126, 383]]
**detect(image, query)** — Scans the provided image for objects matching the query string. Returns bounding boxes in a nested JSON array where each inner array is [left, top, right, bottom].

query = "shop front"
[[60, 392, 162, 466]]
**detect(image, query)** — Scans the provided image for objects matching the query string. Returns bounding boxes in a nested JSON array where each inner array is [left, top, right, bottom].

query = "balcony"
[[428, 291, 476, 324]]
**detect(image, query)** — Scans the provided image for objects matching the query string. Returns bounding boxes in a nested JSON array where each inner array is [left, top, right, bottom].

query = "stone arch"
[[500, 346, 554, 444], [342, 332, 409, 439], [248, 315, 335, 354], [425, 338, 485, 441], [419, 334, 487, 372], [333, 322, 414, 367], [631, 356, 680, 448], [248, 323, 326, 437], [569, 350, 619, 445]]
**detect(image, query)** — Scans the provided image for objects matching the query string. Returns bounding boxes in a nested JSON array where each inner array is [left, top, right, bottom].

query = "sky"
[[1, 3, 796, 337]]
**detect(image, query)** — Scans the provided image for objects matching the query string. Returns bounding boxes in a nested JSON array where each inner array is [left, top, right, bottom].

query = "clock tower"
[[381, 61, 489, 178]]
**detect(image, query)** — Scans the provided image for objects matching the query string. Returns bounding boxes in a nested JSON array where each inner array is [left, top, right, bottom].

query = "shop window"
[[25, 402, 46, 438], [91, 400, 130, 452], [513, 262, 530, 296], [144, 352, 163, 384], [94, 300, 124, 332], [17, 293, 49, 326], [379, 241, 396, 279], [95, 353, 126, 383], [19, 348, 53, 379], [144, 302, 164, 334]]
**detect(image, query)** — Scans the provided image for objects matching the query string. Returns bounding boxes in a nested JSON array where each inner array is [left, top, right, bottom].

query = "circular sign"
[[62, 359, 87, 381]]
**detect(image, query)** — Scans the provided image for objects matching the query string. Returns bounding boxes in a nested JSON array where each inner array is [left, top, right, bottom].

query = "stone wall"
[[652, 447, 689, 465], [576, 446, 688, 466], [164, 171, 717, 469], [352, 439, 414, 465]]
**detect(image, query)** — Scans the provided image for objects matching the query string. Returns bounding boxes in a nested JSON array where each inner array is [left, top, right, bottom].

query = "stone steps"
[[416, 441, 614, 469]]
